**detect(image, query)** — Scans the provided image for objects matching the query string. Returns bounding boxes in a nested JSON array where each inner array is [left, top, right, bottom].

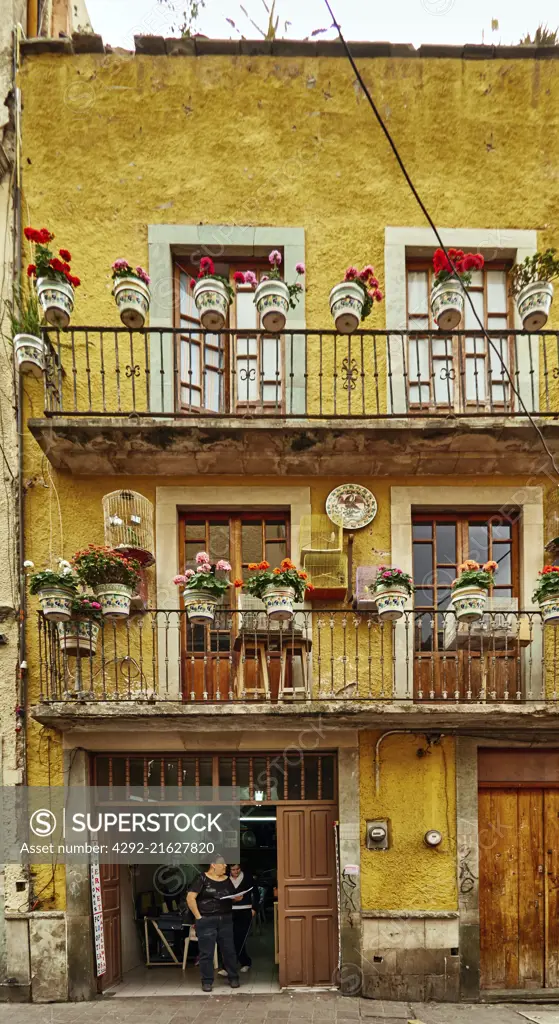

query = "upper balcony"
[[28, 326, 559, 476], [31, 608, 559, 733]]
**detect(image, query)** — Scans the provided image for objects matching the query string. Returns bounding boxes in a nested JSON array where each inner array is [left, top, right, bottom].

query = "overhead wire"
[[322, 0, 559, 480]]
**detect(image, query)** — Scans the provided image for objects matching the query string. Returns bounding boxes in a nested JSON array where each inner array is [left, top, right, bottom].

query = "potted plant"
[[239, 557, 310, 622], [244, 252, 304, 332], [430, 249, 484, 331], [190, 256, 236, 331], [111, 259, 151, 329], [27, 560, 79, 622], [57, 595, 103, 654], [533, 565, 559, 624], [72, 545, 141, 620], [373, 566, 414, 622], [24, 226, 80, 328], [172, 551, 232, 624], [510, 249, 559, 331], [6, 286, 44, 378], [450, 559, 497, 623], [329, 265, 383, 334]]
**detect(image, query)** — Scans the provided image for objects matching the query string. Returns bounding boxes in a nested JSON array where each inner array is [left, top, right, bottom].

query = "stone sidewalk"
[[0, 996, 558, 1023]]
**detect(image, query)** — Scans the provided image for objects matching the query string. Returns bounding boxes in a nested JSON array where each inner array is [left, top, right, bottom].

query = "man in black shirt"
[[187, 859, 241, 992]]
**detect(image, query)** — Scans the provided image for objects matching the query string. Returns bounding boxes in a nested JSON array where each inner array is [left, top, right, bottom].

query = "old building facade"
[[6, 32, 559, 1002]]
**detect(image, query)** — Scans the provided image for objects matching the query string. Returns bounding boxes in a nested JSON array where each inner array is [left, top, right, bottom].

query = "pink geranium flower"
[[244, 270, 257, 287], [295, 262, 305, 275], [269, 250, 282, 267], [112, 258, 129, 271], [216, 560, 231, 571], [196, 551, 210, 564], [135, 266, 151, 285], [196, 563, 212, 573]]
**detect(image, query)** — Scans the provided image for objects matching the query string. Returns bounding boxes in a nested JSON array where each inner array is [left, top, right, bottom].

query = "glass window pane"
[[436, 523, 456, 564], [408, 271, 429, 316], [468, 524, 489, 564], [179, 273, 189, 316], [198, 757, 213, 788], [263, 338, 282, 378], [182, 341, 200, 386], [468, 270, 484, 288], [96, 757, 109, 786], [437, 567, 455, 588], [489, 316, 509, 331], [486, 271, 507, 313], [466, 356, 486, 402], [408, 316, 429, 331], [409, 384, 430, 406], [266, 540, 287, 566], [242, 523, 262, 564], [495, 547, 511, 585], [129, 758, 144, 789], [237, 360, 258, 401], [112, 758, 126, 787], [266, 521, 287, 539], [413, 543, 433, 585], [413, 523, 432, 540], [434, 365, 453, 405], [492, 523, 511, 540], [321, 756, 335, 801], [185, 521, 205, 540], [408, 337, 429, 378], [185, 541, 202, 565], [182, 386, 200, 407], [209, 522, 230, 563], [206, 369, 221, 412], [415, 587, 434, 607], [236, 337, 257, 356], [263, 384, 282, 403], [464, 289, 484, 329], [287, 758, 303, 799], [437, 588, 452, 610], [205, 345, 221, 368], [236, 290, 258, 330]]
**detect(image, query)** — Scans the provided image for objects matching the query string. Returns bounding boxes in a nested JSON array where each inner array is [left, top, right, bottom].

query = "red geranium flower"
[[27, 264, 36, 277], [199, 256, 215, 275], [39, 228, 54, 244], [59, 249, 71, 261], [50, 257, 65, 273]]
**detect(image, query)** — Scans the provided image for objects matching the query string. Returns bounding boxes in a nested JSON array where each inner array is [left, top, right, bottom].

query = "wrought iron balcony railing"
[[39, 326, 559, 419], [36, 608, 557, 706]]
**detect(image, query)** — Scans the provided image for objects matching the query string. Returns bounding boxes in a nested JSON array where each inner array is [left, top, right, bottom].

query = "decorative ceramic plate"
[[325, 484, 377, 530]]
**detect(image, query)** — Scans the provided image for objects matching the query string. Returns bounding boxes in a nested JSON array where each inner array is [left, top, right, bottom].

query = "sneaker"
[[240, 965, 251, 973], [229, 977, 240, 988], [201, 981, 213, 993], [217, 969, 227, 977]]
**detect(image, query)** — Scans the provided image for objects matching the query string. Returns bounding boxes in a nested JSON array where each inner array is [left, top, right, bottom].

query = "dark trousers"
[[196, 913, 238, 984], [232, 909, 253, 967]]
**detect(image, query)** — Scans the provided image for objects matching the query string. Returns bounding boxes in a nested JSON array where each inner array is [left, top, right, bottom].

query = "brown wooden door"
[[277, 803, 338, 987], [99, 863, 121, 991], [479, 787, 559, 991]]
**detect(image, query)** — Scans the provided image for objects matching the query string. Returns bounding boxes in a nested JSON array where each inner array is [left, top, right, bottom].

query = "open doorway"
[[105, 809, 279, 997]]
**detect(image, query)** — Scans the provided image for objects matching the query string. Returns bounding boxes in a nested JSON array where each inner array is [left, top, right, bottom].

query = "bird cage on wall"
[[102, 490, 155, 567], [354, 566, 381, 610], [303, 552, 348, 601], [545, 487, 559, 561], [299, 514, 343, 556]]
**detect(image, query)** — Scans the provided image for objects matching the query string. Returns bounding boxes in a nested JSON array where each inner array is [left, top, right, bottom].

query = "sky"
[[85, 0, 559, 50]]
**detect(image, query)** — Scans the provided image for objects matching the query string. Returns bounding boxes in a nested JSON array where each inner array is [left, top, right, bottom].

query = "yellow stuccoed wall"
[[18, 50, 559, 910], [360, 732, 457, 911]]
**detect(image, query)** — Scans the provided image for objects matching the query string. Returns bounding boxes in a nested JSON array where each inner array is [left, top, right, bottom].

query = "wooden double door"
[[479, 783, 559, 991]]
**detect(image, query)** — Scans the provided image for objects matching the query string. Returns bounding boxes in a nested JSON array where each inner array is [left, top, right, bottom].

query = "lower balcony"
[[32, 609, 559, 731]]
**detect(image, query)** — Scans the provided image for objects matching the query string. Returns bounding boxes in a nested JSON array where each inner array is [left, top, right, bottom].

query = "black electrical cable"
[[323, 0, 559, 480]]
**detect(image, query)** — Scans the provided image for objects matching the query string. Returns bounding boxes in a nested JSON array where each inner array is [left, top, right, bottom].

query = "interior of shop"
[[107, 807, 279, 997]]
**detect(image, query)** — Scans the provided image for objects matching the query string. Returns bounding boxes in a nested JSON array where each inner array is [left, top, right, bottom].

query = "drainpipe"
[[26, 0, 38, 36]]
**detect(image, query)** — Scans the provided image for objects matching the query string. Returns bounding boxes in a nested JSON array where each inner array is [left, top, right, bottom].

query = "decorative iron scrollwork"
[[440, 367, 456, 381], [239, 368, 257, 382], [125, 364, 141, 379], [341, 357, 359, 391], [553, 367, 559, 379]]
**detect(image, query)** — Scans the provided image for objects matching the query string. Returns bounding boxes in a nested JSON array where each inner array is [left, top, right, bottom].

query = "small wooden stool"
[[182, 926, 218, 971], [279, 637, 312, 700], [233, 635, 271, 700]]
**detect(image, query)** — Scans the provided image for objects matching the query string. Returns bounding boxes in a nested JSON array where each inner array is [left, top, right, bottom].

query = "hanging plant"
[[430, 248, 484, 331], [450, 559, 497, 623], [28, 560, 79, 622], [329, 264, 383, 334], [25, 226, 80, 329], [6, 285, 44, 378], [172, 551, 232, 624], [510, 249, 559, 332], [241, 251, 305, 332], [238, 558, 312, 622], [72, 545, 141, 620], [190, 256, 238, 331], [111, 259, 151, 329]]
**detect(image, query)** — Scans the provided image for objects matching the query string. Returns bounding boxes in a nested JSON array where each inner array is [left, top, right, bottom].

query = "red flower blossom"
[[49, 257, 65, 273], [59, 249, 71, 262], [199, 256, 215, 275], [27, 264, 36, 277], [233, 271, 246, 284], [189, 278, 196, 289], [67, 274, 81, 288], [39, 228, 54, 244]]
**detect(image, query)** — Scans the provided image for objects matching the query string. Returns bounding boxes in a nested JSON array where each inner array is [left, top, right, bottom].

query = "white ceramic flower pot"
[[14, 333, 44, 378], [516, 281, 554, 332], [37, 584, 75, 622], [329, 282, 364, 334], [254, 280, 290, 332], [262, 585, 295, 622], [450, 584, 487, 623], [94, 583, 133, 620], [193, 278, 230, 330], [374, 584, 409, 622], [430, 280, 464, 331], [183, 589, 220, 625], [36, 276, 74, 329], [539, 593, 559, 625], [113, 276, 150, 329], [58, 620, 100, 654]]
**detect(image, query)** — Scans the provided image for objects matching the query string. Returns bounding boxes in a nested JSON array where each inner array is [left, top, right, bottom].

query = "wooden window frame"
[[405, 258, 515, 413]]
